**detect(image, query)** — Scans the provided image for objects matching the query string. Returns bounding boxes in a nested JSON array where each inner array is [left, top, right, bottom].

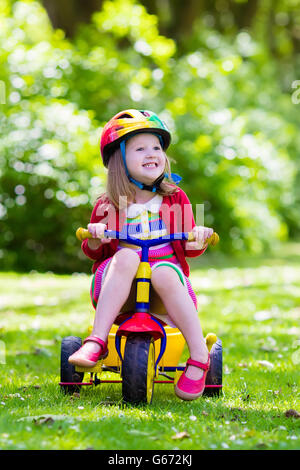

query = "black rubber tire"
[[203, 338, 223, 397], [60, 336, 84, 394], [122, 333, 155, 404]]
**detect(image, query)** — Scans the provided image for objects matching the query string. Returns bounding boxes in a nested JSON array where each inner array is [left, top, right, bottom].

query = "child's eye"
[[135, 145, 161, 151]]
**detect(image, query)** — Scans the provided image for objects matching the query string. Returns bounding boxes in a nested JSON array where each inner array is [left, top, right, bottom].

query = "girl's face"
[[125, 133, 166, 185]]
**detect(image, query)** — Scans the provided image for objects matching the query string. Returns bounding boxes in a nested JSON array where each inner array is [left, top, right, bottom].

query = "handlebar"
[[76, 227, 219, 247]]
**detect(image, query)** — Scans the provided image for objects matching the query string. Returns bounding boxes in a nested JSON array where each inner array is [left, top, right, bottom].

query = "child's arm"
[[184, 240, 207, 258], [87, 239, 102, 251], [86, 226, 111, 251], [87, 222, 111, 247], [186, 225, 214, 250], [81, 199, 112, 261], [174, 188, 214, 258]]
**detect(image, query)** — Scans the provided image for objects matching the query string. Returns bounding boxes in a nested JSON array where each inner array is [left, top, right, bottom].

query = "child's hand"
[[88, 223, 111, 244], [186, 226, 214, 250]]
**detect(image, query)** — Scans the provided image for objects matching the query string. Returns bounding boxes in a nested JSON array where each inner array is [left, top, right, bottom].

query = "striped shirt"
[[118, 195, 176, 262]]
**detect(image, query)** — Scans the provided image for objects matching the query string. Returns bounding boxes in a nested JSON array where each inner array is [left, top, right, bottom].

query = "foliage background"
[[1, 0, 300, 273]]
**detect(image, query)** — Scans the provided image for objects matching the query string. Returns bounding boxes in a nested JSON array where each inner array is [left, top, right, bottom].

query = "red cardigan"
[[82, 187, 206, 277]]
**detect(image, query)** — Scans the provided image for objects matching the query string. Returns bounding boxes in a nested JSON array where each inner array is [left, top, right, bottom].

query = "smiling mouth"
[[142, 162, 158, 168]]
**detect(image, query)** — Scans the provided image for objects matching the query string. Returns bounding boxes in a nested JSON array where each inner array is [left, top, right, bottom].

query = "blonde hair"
[[101, 148, 177, 209]]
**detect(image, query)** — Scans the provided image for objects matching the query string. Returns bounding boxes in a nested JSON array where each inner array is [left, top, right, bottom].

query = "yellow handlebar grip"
[[205, 333, 218, 352], [187, 231, 219, 246], [76, 227, 93, 241], [208, 232, 219, 246]]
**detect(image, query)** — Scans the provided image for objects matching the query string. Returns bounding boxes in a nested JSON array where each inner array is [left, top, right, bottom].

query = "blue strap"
[[119, 137, 182, 191], [120, 138, 157, 192], [169, 173, 182, 184], [120, 139, 130, 178]]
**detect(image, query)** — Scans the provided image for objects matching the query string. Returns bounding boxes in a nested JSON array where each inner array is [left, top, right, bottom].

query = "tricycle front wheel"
[[122, 333, 155, 404]]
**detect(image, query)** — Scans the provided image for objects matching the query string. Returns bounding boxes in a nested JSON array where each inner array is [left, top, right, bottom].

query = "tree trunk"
[[42, 0, 103, 37]]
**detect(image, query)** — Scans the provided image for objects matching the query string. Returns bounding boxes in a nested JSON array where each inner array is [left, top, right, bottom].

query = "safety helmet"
[[100, 109, 171, 167]]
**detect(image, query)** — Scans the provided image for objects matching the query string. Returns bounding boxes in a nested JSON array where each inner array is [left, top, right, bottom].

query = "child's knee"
[[151, 266, 180, 292], [111, 248, 140, 274]]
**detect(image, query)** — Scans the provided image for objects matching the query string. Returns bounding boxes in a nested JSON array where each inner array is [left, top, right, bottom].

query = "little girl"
[[69, 109, 214, 401]]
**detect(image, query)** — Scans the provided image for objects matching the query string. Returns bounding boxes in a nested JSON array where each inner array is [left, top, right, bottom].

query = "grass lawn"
[[0, 242, 299, 451]]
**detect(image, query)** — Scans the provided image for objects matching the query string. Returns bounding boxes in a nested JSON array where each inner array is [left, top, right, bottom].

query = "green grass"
[[0, 242, 299, 450]]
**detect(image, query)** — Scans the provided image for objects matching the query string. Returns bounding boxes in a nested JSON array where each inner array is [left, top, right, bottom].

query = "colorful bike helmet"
[[100, 109, 171, 167]]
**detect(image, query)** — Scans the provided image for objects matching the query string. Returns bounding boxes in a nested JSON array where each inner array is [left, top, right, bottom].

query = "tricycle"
[[59, 228, 222, 404]]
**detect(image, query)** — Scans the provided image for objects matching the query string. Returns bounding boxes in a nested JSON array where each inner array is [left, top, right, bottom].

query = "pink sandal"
[[68, 335, 108, 368], [175, 355, 210, 401]]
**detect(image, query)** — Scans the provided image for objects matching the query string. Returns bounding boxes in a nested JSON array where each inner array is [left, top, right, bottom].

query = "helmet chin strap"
[[120, 137, 182, 192]]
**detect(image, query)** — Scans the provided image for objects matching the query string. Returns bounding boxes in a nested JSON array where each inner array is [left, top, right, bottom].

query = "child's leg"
[[81, 249, 140, 355], [151, 266, 208, 381]]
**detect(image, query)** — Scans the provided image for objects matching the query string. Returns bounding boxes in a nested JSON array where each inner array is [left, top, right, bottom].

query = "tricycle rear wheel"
[[203, 338, 222, 396], [60, 336, 84, 394], [122, 333, 155, 404]]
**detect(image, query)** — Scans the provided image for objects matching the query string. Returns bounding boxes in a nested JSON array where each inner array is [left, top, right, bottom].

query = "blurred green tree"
[[0, 0, 299, 273]]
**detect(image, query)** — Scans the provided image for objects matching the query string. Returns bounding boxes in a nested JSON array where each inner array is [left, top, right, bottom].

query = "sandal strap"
[[83, 335, 107, 352], [186, 356, 210, 371]]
